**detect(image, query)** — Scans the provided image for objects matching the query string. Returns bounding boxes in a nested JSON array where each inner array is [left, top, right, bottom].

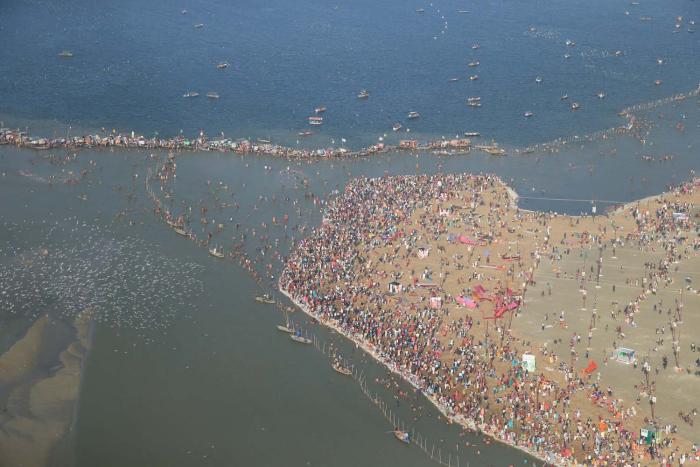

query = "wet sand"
[[0, 315, 91, 467]]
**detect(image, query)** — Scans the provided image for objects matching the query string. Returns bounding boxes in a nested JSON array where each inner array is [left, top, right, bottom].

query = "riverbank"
[[279, 173, 700, 465], [278, 285, 560, 465]]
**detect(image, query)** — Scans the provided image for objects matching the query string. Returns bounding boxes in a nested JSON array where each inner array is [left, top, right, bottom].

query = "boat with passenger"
[[290, 330, 312, 344], [298, 131, 313, 137], [183, 91, 200, 98], [468, 61, 480, 67], [392, 123, 403, 132], [194, 23, 204, 28], [58, 50, 73, 58], [394, 430, 410, 444], [174, 227, 189, 237], [314, 106, 326, 114], [217, 62, 229, 69], [207, 92, 220, 99], [357, 89, 370, 99], [308, 116, 323, 126], [208, 246, 225, 258], [332, 361, 352, 376], [524, 111, 534, 118], [277, 314, 294, 333], [255, 293, 276, 304], [571, 102, 580, 111], [464, 131, 481, 137], [407, 111, 420, 119], [469, 75, 479, 81], [476, 144, 506, 156]]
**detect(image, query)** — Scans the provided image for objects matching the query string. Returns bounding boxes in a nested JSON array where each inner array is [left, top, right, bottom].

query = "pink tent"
[[456, 296, 477, 308], [458, 235, 478, 245]]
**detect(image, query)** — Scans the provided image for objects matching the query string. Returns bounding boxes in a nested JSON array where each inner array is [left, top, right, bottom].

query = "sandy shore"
[[0, 314, 91, 467], [280, 174, 700, 466], [278, 285, 561, 465]]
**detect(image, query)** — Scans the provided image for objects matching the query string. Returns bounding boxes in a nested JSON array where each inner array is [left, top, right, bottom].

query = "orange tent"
[[583, 359, 598, 374]]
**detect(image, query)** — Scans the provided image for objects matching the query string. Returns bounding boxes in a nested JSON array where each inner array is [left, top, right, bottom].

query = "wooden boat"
[[174, 227, 189, 237], [332, 362, 352, 376], [277, 324, 294, 333], [394, 430, 410, 444], [290, 334, 312, 344], [58, 50, 73, 58], [255, 294, 276, 304], [208, 247, 224, 258]]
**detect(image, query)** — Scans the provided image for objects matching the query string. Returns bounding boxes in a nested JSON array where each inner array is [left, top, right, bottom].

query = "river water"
[[0, 0, 699, 465]]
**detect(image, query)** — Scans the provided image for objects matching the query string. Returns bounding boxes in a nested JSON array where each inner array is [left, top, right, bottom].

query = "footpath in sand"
[[281, 173, 700, 465]]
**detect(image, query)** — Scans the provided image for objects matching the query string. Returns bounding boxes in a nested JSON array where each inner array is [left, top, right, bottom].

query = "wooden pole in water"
[[449, 453, 452, 467], [439, 448, 442, 464]]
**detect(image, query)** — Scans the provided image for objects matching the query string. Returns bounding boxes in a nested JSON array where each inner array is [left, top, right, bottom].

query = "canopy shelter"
[[614, 347, 636, 365]]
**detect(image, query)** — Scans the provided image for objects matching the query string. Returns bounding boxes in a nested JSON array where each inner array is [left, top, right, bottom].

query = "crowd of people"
[[280, 173, 700, 465]]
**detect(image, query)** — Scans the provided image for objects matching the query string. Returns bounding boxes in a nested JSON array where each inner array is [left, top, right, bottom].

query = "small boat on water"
[[449, 77, 460, 82], [571, 102, 580, 111], [392, 123, 403, 132], [469, 74, 479, 81], [561, 94, 569, 100], [471, 43, 480, 49], [207, 92, 220, 99], [407, 111, 420, 119], [332, 362, 352, 376], [308, 116, 323, 126], [468, 61, 480, 67], [535, 76, 543, 83], [194, 23, 204, 28], [208, 247, 225, 258], [416, 8, 425, 13], [565, 39, 576, 46], [174, 227, 189, 237], [597, 91, 606, 99], [524, 111, 534, 118], [458, 10, 469, 14], [277, 323, 294, 333], [255, 293, 276, 304], [183, 91, 200, 98], [654, 79, 662, 86], [394, 430, 410, 444], [314, 106, 326, 113], [58, 50, 73, 58], [564, 53, 571, 59], [357, 89, 370, 99], [476, 144, 506, 156], [467, 97, 481, 107], [217, 62, 229, 69], [298, 131, 313, 137], [290, 331, 312, 344], [257, 138, 271, 144], [464, 131, 480, 137]]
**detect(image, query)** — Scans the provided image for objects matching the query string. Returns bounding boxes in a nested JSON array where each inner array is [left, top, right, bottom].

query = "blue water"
[[1, 0, 698, 148]]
